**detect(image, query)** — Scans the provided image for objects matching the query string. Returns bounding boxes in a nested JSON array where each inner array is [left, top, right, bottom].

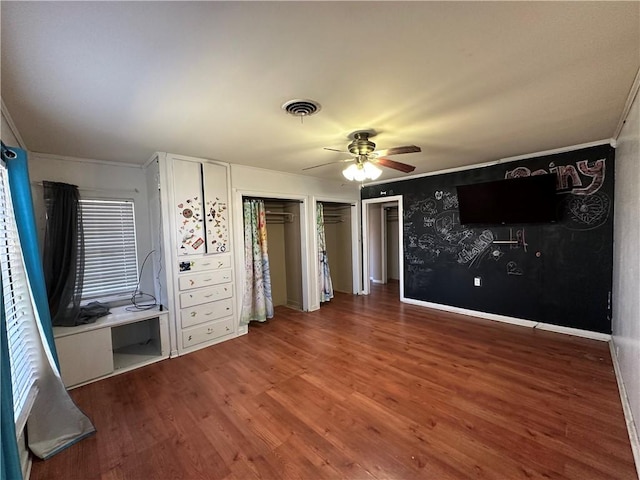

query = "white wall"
[[230, 164, 359, 312], [27, 153, 155, 298], [612, 84, 640, 464]]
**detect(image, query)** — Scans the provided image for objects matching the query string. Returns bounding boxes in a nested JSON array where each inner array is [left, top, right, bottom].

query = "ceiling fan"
[[303, 130, 420, 181]]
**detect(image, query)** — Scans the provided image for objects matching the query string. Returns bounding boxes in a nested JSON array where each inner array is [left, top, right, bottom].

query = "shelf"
[[53, 305, 168, 338], [113, 339, 162, 371]]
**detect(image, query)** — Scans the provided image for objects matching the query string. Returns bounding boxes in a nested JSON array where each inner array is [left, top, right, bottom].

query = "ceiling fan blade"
[[323, 147, 348, 153], [372, 145, 421, 157], [373, 157, 416, 173], [302, 158, 353, 171]]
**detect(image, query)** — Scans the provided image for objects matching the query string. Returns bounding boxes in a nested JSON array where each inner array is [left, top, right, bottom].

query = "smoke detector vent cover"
[[282, 99, 321, 118]]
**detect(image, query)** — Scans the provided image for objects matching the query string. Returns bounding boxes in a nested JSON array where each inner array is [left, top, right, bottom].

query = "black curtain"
[[43, 181, 85, 326]]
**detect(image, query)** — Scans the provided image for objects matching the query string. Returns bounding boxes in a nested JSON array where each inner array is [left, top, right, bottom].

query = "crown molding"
[[614, 66, 640, 141], [1, 99, 27, 149]]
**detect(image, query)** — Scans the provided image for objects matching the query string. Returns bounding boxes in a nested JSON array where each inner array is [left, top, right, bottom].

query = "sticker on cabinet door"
[[177, 197, 205, 253], [206, 197, 229, 253]]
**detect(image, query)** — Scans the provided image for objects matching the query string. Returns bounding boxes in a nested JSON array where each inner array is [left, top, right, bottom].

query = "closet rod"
[[32, 181, 140, 195], [265, 211, 294, 217]]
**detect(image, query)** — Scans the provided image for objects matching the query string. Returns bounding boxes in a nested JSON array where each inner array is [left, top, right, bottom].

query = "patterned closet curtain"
[[317, 203, 334, 303], [240, 199, 274, 325]]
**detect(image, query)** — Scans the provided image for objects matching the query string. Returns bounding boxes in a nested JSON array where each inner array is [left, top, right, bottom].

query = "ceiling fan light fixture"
[[363, 161, 382, 180], [342, 161, 382, 182]]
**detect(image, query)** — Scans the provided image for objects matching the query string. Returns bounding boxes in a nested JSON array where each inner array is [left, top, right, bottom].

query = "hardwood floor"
[[31, 283, 637, 479]]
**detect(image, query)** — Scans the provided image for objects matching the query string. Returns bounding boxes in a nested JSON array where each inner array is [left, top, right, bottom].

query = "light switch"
[[474, 277, 482, 287]]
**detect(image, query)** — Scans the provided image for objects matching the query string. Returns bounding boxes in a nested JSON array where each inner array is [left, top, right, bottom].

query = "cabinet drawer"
[[181, 298, 234, 329], [179, 284, 233, 308], [182, 316, 234, 349], [178, 254, 231, 274], [178, 270, 232, 291]]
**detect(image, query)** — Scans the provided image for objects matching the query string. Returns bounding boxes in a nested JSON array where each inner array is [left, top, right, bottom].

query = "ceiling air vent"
[[281, 99, 321, 122]]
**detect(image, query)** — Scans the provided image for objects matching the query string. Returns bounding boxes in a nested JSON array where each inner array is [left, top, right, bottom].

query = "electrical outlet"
[[474, 277, 482, 287]]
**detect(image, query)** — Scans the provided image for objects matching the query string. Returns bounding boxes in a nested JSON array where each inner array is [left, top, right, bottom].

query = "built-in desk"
[[53, 306, 170, 388]]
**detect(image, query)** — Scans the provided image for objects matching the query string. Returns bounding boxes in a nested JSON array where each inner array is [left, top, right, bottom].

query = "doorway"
[[361, 196, 403, 297]]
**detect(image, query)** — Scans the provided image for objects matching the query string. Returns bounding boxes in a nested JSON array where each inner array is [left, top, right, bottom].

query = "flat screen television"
[[456, 174, 558, 225]]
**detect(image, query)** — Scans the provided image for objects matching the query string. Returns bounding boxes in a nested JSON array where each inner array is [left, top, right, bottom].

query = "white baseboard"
[[609, 340, 640, 479], [400, 297, 611, 341]]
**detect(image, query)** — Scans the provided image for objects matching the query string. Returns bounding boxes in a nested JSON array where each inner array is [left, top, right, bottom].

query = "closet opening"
[[243, 196, 305, 312], [316, 201, 358, 303]]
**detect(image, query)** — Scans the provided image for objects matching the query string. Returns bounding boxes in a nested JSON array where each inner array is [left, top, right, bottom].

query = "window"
[[79, 199, 139, 300], [0, 161, 39, 430]]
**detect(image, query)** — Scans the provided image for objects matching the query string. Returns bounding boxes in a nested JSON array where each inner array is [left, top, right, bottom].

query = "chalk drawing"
[[565, 192, 610, 230], [442, 192, 459, 210], [507, 261, 523, 276], [489, 248, 504, 261], [457, 230, 494, 266], [420, 199, 438, 215]]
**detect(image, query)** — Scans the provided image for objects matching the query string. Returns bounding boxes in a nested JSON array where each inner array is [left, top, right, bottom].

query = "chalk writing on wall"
[[363, 143, 615, 334], [505, 158, 606, 195]]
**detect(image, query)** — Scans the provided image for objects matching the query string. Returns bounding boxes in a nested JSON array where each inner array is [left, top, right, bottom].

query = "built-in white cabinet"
[[53, 307, 170, 388], [148, 153, 237, 356]]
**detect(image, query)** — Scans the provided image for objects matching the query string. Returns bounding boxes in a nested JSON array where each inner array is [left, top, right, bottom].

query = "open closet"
[[252, 198, 304, 310], [317, 201, 354, 294]]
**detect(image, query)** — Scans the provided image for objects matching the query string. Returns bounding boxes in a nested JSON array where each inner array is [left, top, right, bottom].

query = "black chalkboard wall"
[[361, 144, 615, 334]]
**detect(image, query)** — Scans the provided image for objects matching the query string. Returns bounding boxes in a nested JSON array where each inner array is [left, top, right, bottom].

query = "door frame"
[[233, 190, 310, 313], [361, 195, 404, 297], [312, 197, 360, 308]]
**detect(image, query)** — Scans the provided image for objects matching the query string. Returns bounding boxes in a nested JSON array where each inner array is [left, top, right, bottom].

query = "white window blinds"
[[0, 162, 39, 430], [79, 199, 139, 300]]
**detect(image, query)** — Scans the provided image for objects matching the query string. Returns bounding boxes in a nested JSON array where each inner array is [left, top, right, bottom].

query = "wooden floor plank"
[[31, 283, 637, 479]]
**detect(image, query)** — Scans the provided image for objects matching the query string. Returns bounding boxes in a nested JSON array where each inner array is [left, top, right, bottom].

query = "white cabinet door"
[[55, 328, 114, 388], [172, 158, 206, 256], [202, 162, 230, 254]]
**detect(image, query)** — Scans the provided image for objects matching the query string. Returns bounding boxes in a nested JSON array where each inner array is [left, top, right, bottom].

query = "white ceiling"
[[2, 1, 639, 183]]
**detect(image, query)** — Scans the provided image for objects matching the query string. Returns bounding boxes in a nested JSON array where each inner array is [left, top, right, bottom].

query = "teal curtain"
[[317, 203, 334, 303], [1, 144, 95, 460], [4, 146, 58, 364], [1, 274, 23, 480], [240, 199, 274, 324]]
